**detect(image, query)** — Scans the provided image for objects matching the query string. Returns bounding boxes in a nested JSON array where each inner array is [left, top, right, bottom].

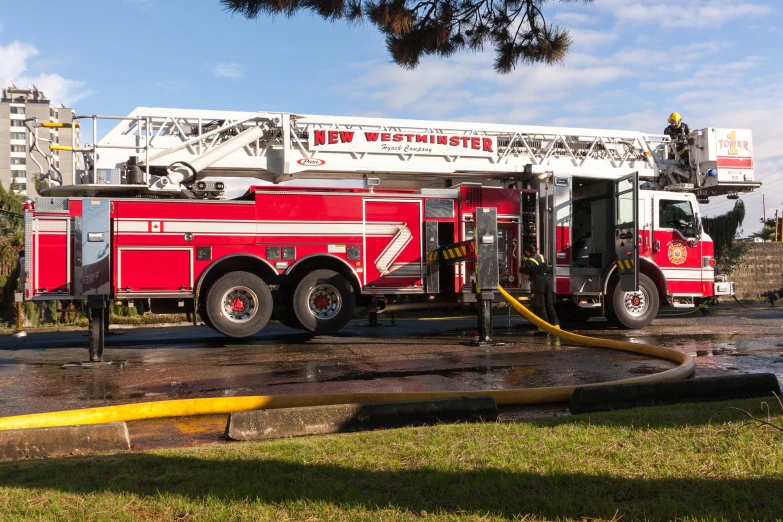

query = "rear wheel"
[[293, 270, 355, 334], [206, 271, 273, 338], [606, 273, 659, 329], [273, 286, 306, 330]]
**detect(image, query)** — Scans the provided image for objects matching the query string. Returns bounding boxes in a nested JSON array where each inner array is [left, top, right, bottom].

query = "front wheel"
[[606, 273, 659, 329], [293, 270, 355, 334], [205, 271, 273, 338]]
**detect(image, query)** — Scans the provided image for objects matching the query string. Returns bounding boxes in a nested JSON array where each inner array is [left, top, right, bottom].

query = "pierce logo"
[[297, 158, 326, 166], [667, 241, 687, 265]]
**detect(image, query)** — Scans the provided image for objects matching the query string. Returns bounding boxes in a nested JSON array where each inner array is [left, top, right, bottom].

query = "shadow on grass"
[[525, 396, 783, 430], [0, 453, 780, 519]]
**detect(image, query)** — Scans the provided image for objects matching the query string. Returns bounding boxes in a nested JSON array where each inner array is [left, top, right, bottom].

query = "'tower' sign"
[[309, 130, 497, 157]]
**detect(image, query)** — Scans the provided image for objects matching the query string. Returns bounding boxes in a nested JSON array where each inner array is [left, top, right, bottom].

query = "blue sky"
[[1, 0, 782, 232]]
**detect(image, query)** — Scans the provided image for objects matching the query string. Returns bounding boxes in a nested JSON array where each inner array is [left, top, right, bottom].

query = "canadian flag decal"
[[149, 221, 162, 232]]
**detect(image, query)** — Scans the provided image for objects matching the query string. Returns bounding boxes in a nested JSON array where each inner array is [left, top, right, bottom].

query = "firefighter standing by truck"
[[520, 245, 560, 334], [767, 273, 783, 305]]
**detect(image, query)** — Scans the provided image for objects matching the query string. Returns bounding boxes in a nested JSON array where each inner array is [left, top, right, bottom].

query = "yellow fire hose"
[[0, 286, 694, 431]]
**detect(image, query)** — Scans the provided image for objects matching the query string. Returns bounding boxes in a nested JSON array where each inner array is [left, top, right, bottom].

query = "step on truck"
[[18, 109, 756, 360]]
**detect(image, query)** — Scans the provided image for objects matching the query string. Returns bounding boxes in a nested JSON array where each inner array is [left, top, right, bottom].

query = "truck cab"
[[544, 175, 725, 328]]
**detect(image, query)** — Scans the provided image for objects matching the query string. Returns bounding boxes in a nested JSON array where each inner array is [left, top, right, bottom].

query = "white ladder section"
[[92, 107, 665, 185]]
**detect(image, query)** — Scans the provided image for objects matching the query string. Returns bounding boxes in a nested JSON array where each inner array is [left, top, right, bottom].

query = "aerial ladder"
[[27, 107, 758, 203]]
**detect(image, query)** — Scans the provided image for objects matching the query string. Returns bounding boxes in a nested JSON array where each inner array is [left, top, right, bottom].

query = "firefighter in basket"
[[664, 112, 691, 165], [520, 245, 560, 335]]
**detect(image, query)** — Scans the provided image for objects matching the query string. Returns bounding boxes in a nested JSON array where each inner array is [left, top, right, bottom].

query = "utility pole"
[[776, 210, 780, 242]]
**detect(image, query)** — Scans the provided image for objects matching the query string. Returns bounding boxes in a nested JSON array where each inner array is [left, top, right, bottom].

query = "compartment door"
[[363, 200, 423, 291], [33, 217, 71, 296], [117, 247, 193, 294], [614, 172, 639, 292]]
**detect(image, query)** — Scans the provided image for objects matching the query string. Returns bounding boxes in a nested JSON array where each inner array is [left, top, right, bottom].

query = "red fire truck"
[[20, 109, 757, 360]]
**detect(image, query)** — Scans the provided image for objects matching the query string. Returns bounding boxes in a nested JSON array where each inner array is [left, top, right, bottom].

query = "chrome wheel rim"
[[221, 286, 258, 323], [623, 286, 649, 317], [307, 284, 341, 320]]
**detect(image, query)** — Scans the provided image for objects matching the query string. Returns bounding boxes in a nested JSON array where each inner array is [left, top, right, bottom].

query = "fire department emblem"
[[667, 241, 687, 265]]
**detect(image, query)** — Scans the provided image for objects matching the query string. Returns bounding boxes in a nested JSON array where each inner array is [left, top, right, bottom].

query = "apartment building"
[[0, 85, 80, 196]]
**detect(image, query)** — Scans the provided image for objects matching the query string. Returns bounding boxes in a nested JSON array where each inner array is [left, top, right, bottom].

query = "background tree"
[[752, 216, 782, 242], [702, 200, 748, 275], [0, 183, 24, 324], [222, 0, 593, 73]]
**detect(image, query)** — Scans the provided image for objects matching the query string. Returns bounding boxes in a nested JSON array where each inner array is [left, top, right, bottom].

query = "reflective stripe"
[[528, 254, 545, 266]]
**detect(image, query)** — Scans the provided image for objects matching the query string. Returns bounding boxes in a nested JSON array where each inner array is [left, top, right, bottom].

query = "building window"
[[11, 169, 26, 178], [10, 120, 25, 127], [10, 132, 26, 140], [11, 183, 27, 193], [10, 106, 25, 114], [10, 145, 26, 152], [11, 157, 26, 165]]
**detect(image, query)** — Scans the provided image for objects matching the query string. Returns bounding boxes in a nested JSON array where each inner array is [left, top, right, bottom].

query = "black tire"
[[205, 271, 273, 338], [606, 273, 659, 329], [198, 308, 216, 331], [197, 295, 216, 331], [273, 286, 306, 330], [292, 270, 355, 334]]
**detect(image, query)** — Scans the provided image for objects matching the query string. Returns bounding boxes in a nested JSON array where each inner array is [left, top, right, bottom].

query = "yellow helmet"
[[668, 112, 682, 125]]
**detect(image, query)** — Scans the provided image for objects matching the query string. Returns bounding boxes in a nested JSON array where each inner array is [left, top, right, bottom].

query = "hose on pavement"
[[0, 286, 695, 431]]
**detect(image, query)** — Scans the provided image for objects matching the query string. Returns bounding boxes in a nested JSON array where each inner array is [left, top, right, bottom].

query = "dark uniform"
[[768, 274, 783, 305], [664, 122, 691, 163], [521, 253, 560, 329]]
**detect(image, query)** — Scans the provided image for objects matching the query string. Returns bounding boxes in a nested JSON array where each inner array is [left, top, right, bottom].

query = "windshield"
[[659, 199, 697, 238]]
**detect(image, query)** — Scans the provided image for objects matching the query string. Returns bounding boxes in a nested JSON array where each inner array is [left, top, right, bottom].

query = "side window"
[[659, 199, 696, 238]]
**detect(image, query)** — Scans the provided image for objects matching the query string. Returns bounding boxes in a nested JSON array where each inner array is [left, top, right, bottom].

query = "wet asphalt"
[[1, 303, 782, 449]]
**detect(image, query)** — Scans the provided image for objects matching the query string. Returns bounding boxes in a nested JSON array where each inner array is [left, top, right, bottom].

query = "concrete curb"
[[226, 396, 498, 441], [0, 422, 131, 461], [570, 373, 782, 413]]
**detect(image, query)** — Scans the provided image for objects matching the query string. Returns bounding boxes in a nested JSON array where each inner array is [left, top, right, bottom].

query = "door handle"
[[654, 240, 661, 253]]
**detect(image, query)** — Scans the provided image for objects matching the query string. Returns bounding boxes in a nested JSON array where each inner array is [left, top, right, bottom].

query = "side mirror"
[[694, 214, 703, 241]]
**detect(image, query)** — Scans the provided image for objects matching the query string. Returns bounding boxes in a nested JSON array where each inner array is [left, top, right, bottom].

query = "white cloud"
[[341, 53, 631, 122], [568, 28, 619, 50], [0, 41, 38, 82], [212, 63, 244, 78], [0, 40, 92, 106], [25, 73, 93, 107], [598, 0, 774, 29], [553, 12, 598, 26]]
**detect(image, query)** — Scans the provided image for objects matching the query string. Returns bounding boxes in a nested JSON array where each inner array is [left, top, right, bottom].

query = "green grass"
[[1, 398, 783, 521]]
